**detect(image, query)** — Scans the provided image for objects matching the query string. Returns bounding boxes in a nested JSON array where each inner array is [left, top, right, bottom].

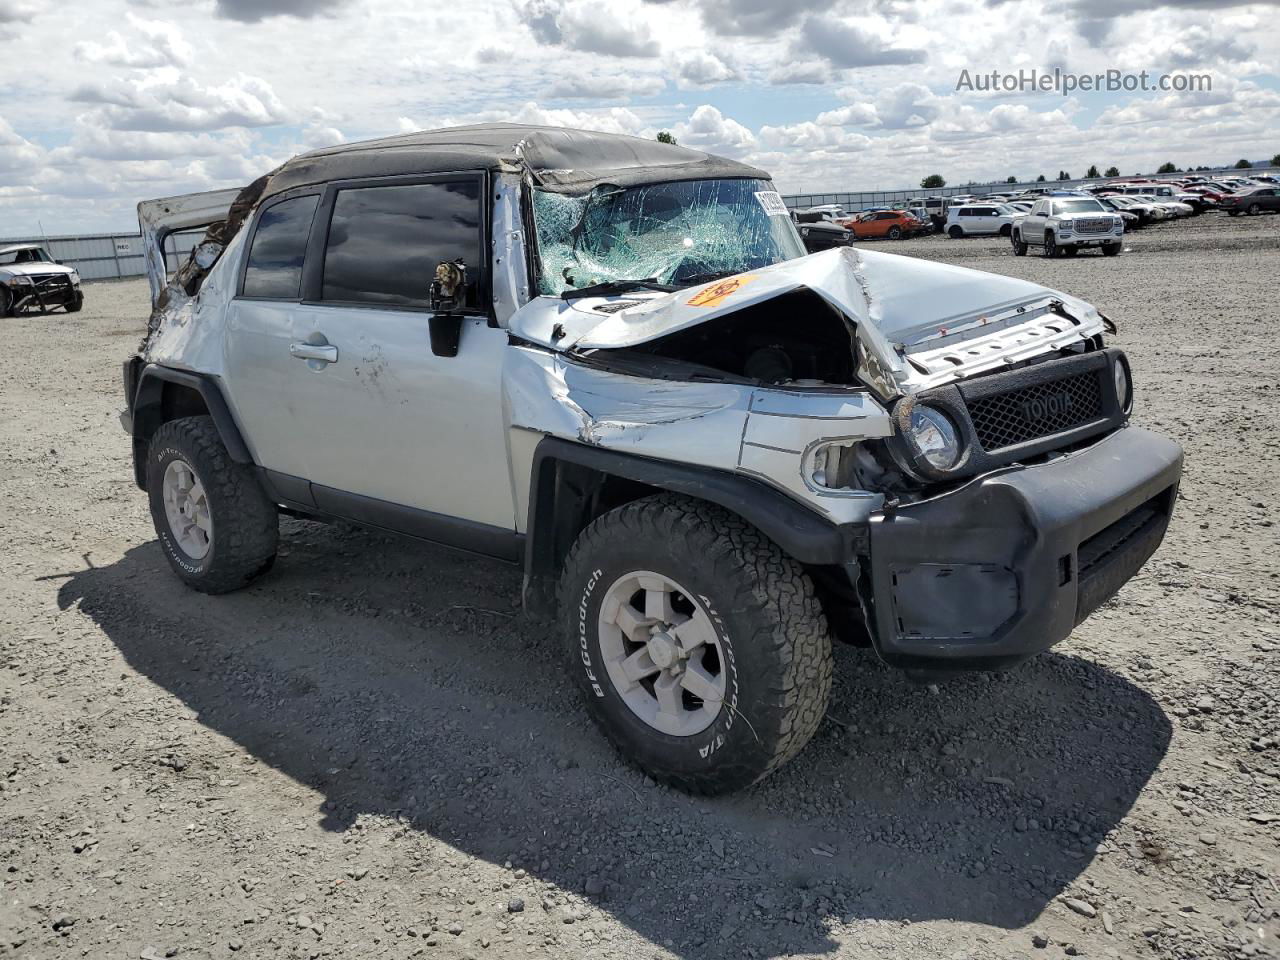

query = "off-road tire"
[[1011, 231, 1028, 256], [947, 225, 964, 239], [1102, 243, 1122, 257], [146, 415, 278, 594], [65, 292, 83, 313], [559, 494, 833, 795]]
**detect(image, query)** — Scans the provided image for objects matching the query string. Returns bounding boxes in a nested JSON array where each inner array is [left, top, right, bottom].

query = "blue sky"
[[1, 0, 1277, 234]]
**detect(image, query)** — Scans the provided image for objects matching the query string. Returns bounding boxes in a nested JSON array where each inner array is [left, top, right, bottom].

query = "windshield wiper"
[[561, 279, 676, 300]]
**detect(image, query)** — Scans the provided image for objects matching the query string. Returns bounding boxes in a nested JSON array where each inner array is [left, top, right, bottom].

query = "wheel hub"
[[161, 458, 213, 561], [597, 570, 728, 737], [646, 630, 681, 670]]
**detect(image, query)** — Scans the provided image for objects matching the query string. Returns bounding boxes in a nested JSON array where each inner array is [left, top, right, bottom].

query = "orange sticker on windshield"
[[687, 275, 757, 307]]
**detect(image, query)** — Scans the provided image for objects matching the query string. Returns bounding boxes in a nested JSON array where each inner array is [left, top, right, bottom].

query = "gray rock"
[[507, 898, 524, 913], [1064, 898, 1097, 919], [1032, 932, 1050, 948], [584, 876, 604, 897]]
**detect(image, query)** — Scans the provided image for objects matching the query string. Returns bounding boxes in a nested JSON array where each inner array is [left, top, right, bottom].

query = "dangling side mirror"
[[428, 259, 468, 358]]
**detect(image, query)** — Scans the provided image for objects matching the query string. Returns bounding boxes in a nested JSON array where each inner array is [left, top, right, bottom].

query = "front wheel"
[[1011, 231, 1028, 256], [1064, 246, 1079, 257], [0, 288, 12, 318], [1248, 203, 1262, 216], [1102, 243, 1122, 257], [560, 495, 833, 795], [146, 415, 278, 594], [947, 225, 963, 239], [65, 292, 83, 313], [1043, 232, 1059, 258]]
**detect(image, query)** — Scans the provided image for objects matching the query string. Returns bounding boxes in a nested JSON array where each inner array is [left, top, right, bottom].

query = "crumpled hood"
[[0, 262, 75, 278], [512, 247, 1062, 352]]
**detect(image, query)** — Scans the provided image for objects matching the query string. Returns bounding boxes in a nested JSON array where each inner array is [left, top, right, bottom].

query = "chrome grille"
[[1074, 217, 1112, 235], [967, 371, 1103, 451]]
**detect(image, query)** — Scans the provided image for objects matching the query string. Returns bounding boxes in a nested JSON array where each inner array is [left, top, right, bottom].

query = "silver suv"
[[121, 124, 1182, 794], [1012, 196, 1124, 257]]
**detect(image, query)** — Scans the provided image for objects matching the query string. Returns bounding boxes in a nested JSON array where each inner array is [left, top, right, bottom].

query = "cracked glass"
[[532, 178, 805, 295]]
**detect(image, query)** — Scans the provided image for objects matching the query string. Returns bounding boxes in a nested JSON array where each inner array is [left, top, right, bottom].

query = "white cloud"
[[71, 74, 290, 132], [673, 104, 756, 156], [73, 13, 192, 69], [674, 51, 739, 86], [0, 113, 44, 176], [517, 0, 661, 56], [546, 72, 666, 99], [795, 15, 927, 69]]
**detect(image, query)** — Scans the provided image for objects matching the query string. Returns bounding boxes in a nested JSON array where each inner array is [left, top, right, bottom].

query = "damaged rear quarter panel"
[[502, 345, 892, 531]]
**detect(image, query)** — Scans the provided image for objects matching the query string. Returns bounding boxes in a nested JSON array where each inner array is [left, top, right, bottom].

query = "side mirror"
[[428, 259, 468, 358]]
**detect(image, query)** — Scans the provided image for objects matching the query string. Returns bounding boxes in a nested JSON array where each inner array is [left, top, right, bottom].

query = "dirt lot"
[[2, 212, 1277, 960]]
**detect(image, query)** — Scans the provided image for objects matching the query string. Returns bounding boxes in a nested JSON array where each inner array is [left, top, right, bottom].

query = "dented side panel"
[[502, 346, 892, 530]]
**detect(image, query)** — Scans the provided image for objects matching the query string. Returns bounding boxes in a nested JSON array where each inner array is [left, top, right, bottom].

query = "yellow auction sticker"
[[686, 274, 756, 307]]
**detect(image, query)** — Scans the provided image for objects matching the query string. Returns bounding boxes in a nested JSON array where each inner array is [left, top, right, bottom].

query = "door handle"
[[290, 342, 338, 364]]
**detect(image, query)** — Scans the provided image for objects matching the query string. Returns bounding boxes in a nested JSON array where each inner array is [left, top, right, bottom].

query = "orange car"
[[836, 210, 925, 240]]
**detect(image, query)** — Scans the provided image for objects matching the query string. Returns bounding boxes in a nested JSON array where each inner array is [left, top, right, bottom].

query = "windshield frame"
[[527, 177, 806, 297]]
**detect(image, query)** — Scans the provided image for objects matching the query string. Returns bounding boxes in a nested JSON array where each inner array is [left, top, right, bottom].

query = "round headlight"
[[908, 405, 962, 471], [1113, 358, 1132, 413]]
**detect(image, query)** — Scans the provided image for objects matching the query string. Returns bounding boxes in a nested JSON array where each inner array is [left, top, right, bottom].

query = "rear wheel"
[[888, 225, 902, 239], [999, 224, 1012, 237], [948, 225, 964, 239], [1248, 203, 1262, 216], [560, 494, 833, 795], [146, 415, 278, 594]]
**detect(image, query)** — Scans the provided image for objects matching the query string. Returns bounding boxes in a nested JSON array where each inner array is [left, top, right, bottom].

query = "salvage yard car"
[[838, 209, 925, 240], [1012, 196, 1125, 257], [120, 124, 1183, 794], [944, 203, 1024, 238], [0, 243, 84, 316]]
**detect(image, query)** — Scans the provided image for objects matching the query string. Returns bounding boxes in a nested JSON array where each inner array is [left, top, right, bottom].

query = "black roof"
[[260, 122, 770, 201]]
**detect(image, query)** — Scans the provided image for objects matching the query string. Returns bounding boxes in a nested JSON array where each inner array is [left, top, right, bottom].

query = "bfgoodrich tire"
[[146, 415, 278, 594], [560, 494, 833, 795]]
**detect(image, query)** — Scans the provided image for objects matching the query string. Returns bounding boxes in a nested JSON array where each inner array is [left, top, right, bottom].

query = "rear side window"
[[321, 180, 482, 309], [242, 195, 319, 299]]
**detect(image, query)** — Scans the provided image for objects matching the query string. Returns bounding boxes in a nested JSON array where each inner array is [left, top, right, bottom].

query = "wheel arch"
[[128, 364, 252, 488], [521, 436, 850, 619]]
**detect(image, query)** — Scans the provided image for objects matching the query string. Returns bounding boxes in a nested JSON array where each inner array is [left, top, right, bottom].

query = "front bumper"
[[864, 426, 1182, 669]]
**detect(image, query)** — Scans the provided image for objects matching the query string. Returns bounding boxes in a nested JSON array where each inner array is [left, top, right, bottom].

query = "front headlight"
[[1113, 356, 1133, 414], [14, 275, 33, 285], [907, 405, 962, 471]]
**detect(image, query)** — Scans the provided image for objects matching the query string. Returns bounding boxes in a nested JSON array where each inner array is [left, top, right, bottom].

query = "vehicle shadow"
[[57, 523, 1172, 959]]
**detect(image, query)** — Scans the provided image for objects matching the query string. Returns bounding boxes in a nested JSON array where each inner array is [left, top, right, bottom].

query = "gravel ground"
[[1, 211, 1277, 960]]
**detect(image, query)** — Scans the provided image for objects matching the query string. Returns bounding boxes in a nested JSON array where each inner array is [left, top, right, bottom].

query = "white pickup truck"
[[1011, 196, 1124, 257]]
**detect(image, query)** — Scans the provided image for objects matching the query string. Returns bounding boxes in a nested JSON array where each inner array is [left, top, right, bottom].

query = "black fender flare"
[[522, 436, 854, 618], [128, 364, 253, 464]]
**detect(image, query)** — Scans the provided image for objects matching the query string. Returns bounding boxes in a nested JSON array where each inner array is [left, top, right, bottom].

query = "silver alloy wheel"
[[597, 570, 727, 737], [162, 458, 213, 560]]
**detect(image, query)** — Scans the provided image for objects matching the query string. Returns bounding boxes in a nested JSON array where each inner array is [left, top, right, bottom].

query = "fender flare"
[[129, 364, 253, 464], [521, 436, 853, 618]]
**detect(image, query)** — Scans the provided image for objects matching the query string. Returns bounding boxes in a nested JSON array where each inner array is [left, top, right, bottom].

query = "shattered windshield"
[[532, 178, 806, 295]]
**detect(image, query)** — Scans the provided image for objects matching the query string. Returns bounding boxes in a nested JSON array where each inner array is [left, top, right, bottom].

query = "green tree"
[[1104, 166, 1119, 177], [1234, 158, 1252, 169], [656, 131, 678, 145], [1006, 175, 1018, 183], [920, 173, 946, 188], [1271, 153, 1280, 167], [1057, 170, 1071, 181], [1156, 161, 1178, 174], [1085, 164, 1100, 178], [1036, 174, 1047, 182]]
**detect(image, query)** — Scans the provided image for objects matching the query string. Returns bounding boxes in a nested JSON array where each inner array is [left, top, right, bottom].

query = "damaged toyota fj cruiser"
[[121, 124, 1182, 794]]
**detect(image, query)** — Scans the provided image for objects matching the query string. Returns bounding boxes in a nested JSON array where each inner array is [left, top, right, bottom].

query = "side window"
[[242, 195, 319, 299], [1033, 201, 1047, 215], [959, 207, 974, 217], [321, 179, 483, 309]]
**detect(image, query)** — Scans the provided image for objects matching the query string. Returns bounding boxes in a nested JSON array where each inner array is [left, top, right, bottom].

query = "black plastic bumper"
[[866, 426, 1183, 669]]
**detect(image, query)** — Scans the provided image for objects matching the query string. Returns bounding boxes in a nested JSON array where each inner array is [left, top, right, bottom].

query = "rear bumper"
[[865, 426, 1182, 670]]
